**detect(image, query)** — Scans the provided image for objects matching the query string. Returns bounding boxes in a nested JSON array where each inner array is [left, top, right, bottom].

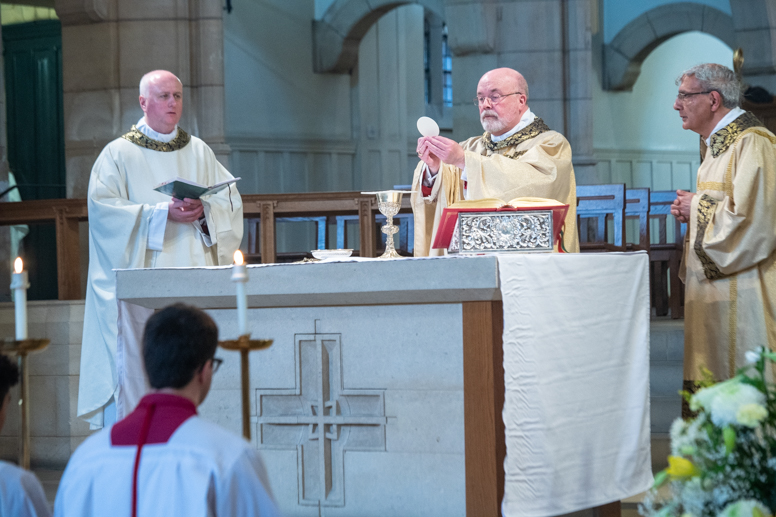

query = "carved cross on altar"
[[255, 334, 387, 507]]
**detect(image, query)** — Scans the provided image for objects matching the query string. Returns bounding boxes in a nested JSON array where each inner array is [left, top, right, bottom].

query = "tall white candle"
[[232, 250, 249, 336], [10, 257, 28, 340]]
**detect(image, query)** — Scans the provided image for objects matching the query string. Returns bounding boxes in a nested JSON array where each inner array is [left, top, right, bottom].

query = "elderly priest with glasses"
[[671, 63, 776, 390], [411, 67, 579, 255]]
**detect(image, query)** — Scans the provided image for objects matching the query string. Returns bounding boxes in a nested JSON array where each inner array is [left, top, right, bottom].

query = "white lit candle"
[[232, 250, 248, 336], [10, 257, 28, 340]]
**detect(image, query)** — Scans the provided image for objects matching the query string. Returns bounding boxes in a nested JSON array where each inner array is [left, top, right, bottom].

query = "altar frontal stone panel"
[[200, 303, 465, 517]]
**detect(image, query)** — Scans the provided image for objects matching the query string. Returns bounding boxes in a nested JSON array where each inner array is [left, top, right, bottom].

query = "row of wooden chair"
[[243, 184, 686, 318], [576, 184, 685, 318]]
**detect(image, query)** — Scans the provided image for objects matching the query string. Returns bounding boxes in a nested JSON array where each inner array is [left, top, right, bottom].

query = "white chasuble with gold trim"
[[410, 119, 579, 256], [683, 112, 776, 381]]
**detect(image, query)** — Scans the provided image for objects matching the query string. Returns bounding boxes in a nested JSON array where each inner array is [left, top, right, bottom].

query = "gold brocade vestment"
[[410, 119, 579, 256], [683, 112, 776, 381]]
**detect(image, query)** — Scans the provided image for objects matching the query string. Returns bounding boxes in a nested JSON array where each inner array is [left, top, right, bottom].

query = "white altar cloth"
[[498, 253, 652, 517], [113, 253, 651, 516]]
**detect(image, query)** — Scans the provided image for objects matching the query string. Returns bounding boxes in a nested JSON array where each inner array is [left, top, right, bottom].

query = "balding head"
[[139, 70, 182, 97], [476, 68, 529, 136], [480, 68, 529, 101], [138, 70, 184, 134]]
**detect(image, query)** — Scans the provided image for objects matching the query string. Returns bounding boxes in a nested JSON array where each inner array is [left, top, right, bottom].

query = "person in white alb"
[[56, 304, 279, 517], [77, 70, 243, 430], [0, 354, 52, 517]]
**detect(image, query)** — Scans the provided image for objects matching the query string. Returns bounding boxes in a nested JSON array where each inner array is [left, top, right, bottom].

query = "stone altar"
[[115, 254, 650, 517]]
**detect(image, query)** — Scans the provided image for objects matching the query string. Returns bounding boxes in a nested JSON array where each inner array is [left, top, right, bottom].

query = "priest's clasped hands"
[[417, 136, 466, 173], [168, 197, 204, 223], [671, 189, 696, 224]]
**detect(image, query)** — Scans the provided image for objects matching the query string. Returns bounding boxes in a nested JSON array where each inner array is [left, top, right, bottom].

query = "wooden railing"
[[0, 192, 413, 301]]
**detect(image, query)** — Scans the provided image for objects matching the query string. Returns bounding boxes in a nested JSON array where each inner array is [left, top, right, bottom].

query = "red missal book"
[[431, 197, 569, 250]]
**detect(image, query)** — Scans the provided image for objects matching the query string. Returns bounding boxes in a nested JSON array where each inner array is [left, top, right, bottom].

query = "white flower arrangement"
[[640, 347, 776, 517]]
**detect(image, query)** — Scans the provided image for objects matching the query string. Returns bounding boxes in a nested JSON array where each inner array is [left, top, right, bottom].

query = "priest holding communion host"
[[411, 67, 579, 255]]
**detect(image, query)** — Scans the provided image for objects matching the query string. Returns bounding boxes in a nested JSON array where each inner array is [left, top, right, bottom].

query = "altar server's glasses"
[[473, 92, 522, 106], [211, 357, 223, 373]]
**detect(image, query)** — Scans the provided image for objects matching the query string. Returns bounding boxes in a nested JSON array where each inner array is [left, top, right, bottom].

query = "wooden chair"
[[648, 191, 686, 319], [246, 216, 328, 263], [576, 184, 627, 252], [625, 188, 650, 251]]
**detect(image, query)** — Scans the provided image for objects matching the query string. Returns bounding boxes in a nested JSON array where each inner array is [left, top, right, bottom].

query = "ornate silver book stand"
[[448, 210, 555, 254]]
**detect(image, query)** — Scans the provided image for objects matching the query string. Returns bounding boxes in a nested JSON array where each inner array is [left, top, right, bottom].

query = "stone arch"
[[729, 0, 776, 76], [602, 2, 735, 91], [313, 0, 445, 73]]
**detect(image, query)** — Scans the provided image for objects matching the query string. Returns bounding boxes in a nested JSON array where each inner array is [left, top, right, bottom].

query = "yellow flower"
[[665, 456, 700, 479], [736, 403, 768, 428]]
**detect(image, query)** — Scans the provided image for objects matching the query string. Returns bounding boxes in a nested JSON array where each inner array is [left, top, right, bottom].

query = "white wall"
[[354, 4, 425, 191], [602, 0, 731, 43], [594, 31, 733, 191], [223, 2, 425, 253], [223, 1, 425, 196]]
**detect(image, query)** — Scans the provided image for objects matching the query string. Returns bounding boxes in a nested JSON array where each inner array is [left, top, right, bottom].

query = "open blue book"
[[154, 177, 240, 200]]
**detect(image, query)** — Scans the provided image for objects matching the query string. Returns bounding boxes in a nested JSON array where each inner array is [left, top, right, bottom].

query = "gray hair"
[[676, 63, 741, 109]]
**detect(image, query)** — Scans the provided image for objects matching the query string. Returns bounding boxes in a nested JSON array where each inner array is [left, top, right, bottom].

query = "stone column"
[[445, 0, 597, 183], [730, 1, 776, 94], [54, 0, 230, 198], [0, 20, 10, 301]]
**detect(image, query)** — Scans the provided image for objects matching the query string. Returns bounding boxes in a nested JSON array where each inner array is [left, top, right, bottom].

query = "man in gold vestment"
[[411, 68, 578, 255], [671, 63, 776, 384]]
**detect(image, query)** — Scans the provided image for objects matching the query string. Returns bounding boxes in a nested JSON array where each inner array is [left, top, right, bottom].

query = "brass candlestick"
[[1, 338, 50, 469], [218, 334, 272, 440]]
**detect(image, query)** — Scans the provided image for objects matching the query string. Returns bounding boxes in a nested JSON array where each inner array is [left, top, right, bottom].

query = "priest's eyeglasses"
[[473, 92, 522, 106], [211, 357, 223, 373], [676, 91, 713, 101]]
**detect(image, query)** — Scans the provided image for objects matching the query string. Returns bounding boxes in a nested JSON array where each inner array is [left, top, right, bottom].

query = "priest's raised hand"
[[417, 135, 466, 172], [168, 197, 205, 223]]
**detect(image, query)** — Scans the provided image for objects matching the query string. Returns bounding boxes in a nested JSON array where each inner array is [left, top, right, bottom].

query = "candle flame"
[[13, 257, 23, 274], [233, 250, 244, 266]]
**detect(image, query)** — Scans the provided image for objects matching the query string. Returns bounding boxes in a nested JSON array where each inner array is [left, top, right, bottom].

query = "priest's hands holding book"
[[417, 136, 465, 172], [168, 197, 204, 223]]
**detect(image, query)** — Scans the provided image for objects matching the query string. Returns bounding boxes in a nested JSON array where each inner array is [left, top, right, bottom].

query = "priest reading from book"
[[78, 70, 243, 430], [55, 304, 279, 517], [411, 67, 579, 255]]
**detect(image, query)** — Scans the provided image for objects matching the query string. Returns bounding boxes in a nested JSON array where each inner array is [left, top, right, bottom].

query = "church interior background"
[[0, 0, 774, 511]]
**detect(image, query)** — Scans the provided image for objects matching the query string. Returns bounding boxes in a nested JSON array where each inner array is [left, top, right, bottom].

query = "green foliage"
[[640, 347, 776, 517]]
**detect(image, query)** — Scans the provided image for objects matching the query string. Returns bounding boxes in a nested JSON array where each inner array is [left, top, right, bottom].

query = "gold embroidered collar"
[[709, 112, 763, 158], [484, 118, 551, 151], [121, 125, 191, 152]]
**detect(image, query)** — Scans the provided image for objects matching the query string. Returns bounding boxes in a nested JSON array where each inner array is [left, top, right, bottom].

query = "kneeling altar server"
[[55, 304, 279, 517]]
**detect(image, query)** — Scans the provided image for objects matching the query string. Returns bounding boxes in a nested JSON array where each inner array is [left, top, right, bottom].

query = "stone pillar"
[[0, 20, 11, 301], [730, 1, 776, 94], [445, 0, 597, 183], [54, 0, 229, 198]]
